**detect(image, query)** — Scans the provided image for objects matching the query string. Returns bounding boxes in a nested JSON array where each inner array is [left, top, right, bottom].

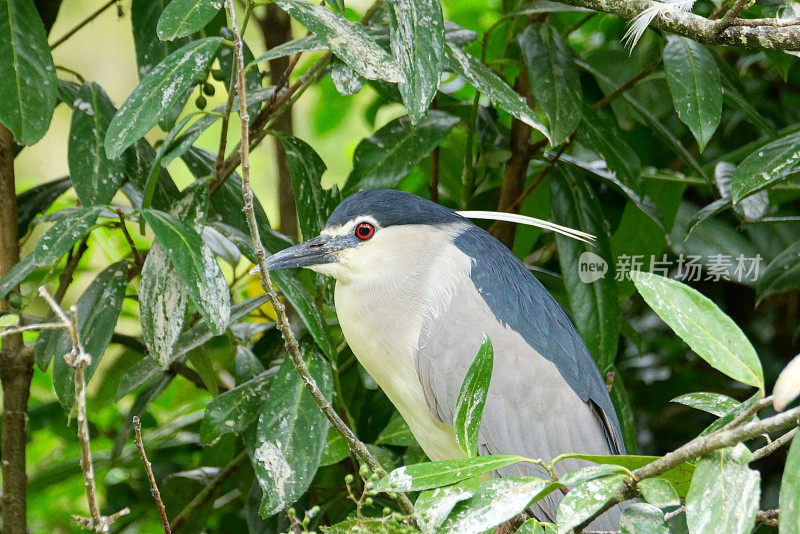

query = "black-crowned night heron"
[[262, 189, 624, 528]]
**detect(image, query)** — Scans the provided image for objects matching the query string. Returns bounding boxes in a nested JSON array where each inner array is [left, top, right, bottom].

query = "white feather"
[[456, 210, 596, 244], [623, 0, 695, 51]]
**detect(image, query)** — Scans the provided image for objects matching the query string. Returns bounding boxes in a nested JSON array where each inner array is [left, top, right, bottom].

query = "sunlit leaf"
[[630, 271, 764, 390], [731, 131, 800, 202], [638, 478, 680, 509], [619, 503, 668, 534], [0, 0, 57, 145], [671, 392, 740, 417], [556, 474, 626, 534], [453, 334, 493, 457], [156, 0, 223, 40], [414, 478, 479, 534], [374, 455, 525, 492]]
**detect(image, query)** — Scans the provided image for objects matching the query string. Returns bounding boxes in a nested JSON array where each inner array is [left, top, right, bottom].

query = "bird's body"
[[263, 190, 624, 528]]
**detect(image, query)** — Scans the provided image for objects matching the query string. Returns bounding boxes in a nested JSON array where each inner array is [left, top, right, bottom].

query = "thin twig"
[[55, 236, 89, 303], [170, 450, 247, 532], [0, 321, 68, 339], [751, 427, 797, 462], [562, 12, 595, 35], [133, 416, 171, 534], [716, 0, 753, 34], [50, 0, 119, 50], [721, 395, 773, 431], [223, 0, 415, 517], [590, 57, 661, 111], [756, 508, 780, 527], [116, 210, 143, 267]]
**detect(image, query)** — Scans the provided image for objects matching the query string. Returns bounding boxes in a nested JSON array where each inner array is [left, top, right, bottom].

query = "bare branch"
[[716, 0, 753, 35], [556, 0, 800, 50], [50, 0, 120, 50], [133, 416, 171, 534], [222, 0, 415, 517], [751, 427, 797, 462]]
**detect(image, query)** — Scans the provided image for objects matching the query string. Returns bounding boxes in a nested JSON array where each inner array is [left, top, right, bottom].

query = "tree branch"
[[133, 416, 171, 534], [222, 0, 415, 518], [751, 427, 797, 462], [556, 0, 800, 50], [49, 0, 119, 50]]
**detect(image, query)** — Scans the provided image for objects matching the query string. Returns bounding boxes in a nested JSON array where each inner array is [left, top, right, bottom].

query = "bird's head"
[[260, 190, 465, 283]]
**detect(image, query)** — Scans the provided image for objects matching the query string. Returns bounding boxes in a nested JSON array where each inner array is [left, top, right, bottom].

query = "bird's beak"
[[252, 234, 346, 273]]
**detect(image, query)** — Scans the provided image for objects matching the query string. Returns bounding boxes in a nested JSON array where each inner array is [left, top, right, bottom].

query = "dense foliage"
[[1, 0, 800, 532]]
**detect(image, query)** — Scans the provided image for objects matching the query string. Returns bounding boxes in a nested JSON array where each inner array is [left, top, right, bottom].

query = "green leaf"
[[518, 23, 582, 146], [551, 165, 619, 371], [699, 392, 760, 436], [685, 445, 760, 534], [156, 0, 223, 40], [68, 82, 126, 205], [275, 0, 403, 83], [376, 412, 416, 447], [274, 272, 336, 361], [105, 37, 222, 158], [320, 428, 350, 466], [387, 0, 445, 122], [579, 107, 643, 196], [0, 254, 35, 302], [374, 455, 525, 492], [638, 478, 680, 509], [671, 392, 740, 417], [187, 349, 217, 394], [50, 262, 128, 410], [662, 36, 722, 152], [141, 209, 230, 335], [556, 474, 626, 534], [619, 503, 668, 534], [277, 133, 339, 239], [447, 44, 550, 144], [330, 58, 365, 95], [559, 464, 629, 486], [439, 477, 552, 534], [630, 271, 764, 390], [517, 518, 557, 534], [780, 432, 800, 533], [124, 138, 181, 211], [732, 131, 800, 202], [16, 177, 71, 238], [344, 111, 458, 194], [254, 345, 332, 517], [414, 478, 479, 533], [453, 334, 493, 457], [32, 207, 103, 266], [200, 369, 274, 444], [0, 0, 57, 145]]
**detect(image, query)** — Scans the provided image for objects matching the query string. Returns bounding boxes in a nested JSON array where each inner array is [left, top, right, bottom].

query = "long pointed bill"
[[250, 234, 347, 273]]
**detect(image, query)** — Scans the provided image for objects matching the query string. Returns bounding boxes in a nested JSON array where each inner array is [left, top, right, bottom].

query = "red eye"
[[355, 222, 375, 240]]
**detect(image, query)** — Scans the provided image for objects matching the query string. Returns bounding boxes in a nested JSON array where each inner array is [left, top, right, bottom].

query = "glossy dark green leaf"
[[447, 44, 550, 143], [551, 166, 619, 371], [376, 412, 416, 447], [374, 455, 525, 492], [275, 0, 403, 82], [141, 209, 230, 335], [556, 474, 626, 533], [16, 177, 71, 238], [0, 254, 35, 302], [200, 369, 275, 444], [685, 445, 759, 534], [277, 133, 339, 239], [630, 271, 764, 390], [713, 161, 767, 223], [31, 207, 103, 266], [0, 0, 57, 145], [156, 0, 223, 40], [254, 346, 332, 517], [320, 428, 350, 466], [49, 262, 128, 409], [440, 477, 553, 534], [683, 197, 730, 241], [757, 239, 800, 300], [68, 83, 126, 205], [579, 107, 642, 196], [387, 0, 445, 122], [105, 37, 222, 158], [518, 23, 581, 146], [663, 36, 722, 152], [453, 334, 493, 458], [780, 432, 800, 533], [124, 138, 181, 211], [731, 131, 800, 202], [344, 111, 458, 193], [274, 271, 336, 361], [671, 392, 739, 417]]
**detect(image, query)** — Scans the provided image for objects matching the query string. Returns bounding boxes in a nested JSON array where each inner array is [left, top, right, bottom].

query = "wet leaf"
[[630, 271, 764, 390], [440, 477, 552, 534], [387, 0, 445, 122], [200, 369, 275, 444], [663, 36, 721, 152], [374, 455, 525, 492], [519, 23, 582, 146], [731, 131, 800, 202], [447, 44, 550, 143], [157, 0, 223, 40], [31, 207, 103, 267], [685, 445, 759, 534], [68, 82, 126, 206], [48, 262, 128, 410], [344, 111, 458, 193], [141, 209, 230, 336], [15, 177, 71, 238], [556, 474, 626, 534], [105, 37, 222, 158], [0, 0, 57, 145], [579, 107, 642, 196], [453, 334, 493, 458], [780, 432, 800, 532], [254, 345, 332, 517], [275, 0, 403, 82], [671, 392, 740, 417]]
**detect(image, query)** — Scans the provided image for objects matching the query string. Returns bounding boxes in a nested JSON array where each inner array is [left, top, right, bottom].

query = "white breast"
[[333, 224, 471, 461]]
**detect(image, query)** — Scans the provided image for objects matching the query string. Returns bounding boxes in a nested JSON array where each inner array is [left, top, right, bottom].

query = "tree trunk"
[[0, 124, 33, 534]]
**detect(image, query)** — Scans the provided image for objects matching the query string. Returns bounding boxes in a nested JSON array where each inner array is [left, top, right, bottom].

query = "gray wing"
[[415, 226, 623, 525]]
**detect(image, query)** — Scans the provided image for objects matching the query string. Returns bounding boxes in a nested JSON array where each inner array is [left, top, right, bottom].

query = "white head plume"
[[456, 211, 596, 244], [623, 0, 695, 51]]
